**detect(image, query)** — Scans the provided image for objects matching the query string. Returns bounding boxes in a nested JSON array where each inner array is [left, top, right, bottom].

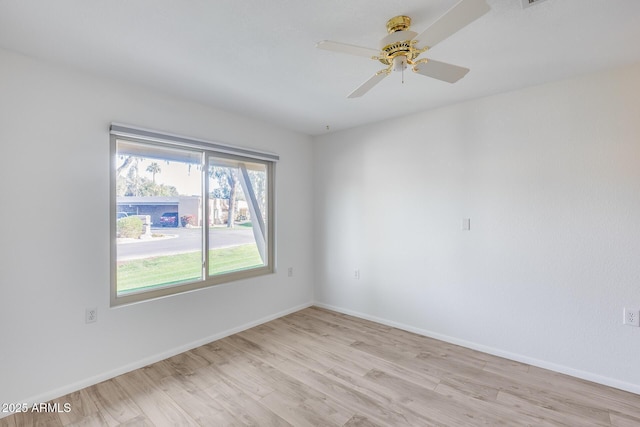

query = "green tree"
[[210, 166, 239, 228], [146, 162, 161, 183], [139, 181, 178, 197], [116, 157, 178, 197], [125, 161, 141, 196]]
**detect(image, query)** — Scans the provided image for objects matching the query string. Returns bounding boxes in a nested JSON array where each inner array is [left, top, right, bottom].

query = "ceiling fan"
[[316, 0, 490, 98]]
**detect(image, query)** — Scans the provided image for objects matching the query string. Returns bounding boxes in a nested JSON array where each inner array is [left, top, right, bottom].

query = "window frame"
[[110, 124, 277, 307]]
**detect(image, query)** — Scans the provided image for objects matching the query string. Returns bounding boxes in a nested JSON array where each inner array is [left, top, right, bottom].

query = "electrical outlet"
[[85, 307, 97, 324], [354, 269, 360, 280], [287, 267, 293, 277], [623, 308, 640, 327]]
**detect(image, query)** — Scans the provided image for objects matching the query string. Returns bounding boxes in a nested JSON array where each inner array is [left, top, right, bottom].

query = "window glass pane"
[[115, 140, 203, 295], [208, 156, 268, 276]]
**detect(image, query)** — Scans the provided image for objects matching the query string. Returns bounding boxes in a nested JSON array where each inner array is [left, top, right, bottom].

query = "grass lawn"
[[117, 244, 263, 293]]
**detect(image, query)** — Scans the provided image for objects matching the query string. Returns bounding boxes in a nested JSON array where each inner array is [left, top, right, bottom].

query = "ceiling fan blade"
[[413, 0, 490, 50], [316, 40, 380, 58], [347, 71, 389, 98], [413, 59, 469, 83]]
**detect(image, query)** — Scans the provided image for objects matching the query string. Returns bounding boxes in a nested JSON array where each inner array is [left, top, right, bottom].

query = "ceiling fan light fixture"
[[392, 55, 408, 72]]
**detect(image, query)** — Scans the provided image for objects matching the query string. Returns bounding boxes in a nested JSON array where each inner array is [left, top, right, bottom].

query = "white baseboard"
[[1, 301, 313, 420], [313, 302, 640, 396]]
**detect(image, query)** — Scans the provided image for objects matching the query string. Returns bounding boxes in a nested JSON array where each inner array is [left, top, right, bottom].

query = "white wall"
[[2, 42, 639, 408], [313, 62, 640, 393], [0, 48, 314, 407]]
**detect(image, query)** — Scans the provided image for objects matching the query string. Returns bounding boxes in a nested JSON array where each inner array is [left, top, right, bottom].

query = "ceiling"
[[1, 0, 639, 136]]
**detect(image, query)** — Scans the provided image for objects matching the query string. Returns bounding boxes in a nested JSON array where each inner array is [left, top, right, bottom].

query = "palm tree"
[[146, 162, 161, 183]]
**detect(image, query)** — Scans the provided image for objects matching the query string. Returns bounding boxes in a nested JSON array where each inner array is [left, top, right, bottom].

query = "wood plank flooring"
[[2, 307, 639, 426]]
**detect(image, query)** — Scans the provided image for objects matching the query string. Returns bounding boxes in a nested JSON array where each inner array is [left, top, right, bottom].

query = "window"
[[110, 124, 276, 306]]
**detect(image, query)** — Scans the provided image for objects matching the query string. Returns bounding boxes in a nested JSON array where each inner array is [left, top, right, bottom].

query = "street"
[[117, 226, 256, 261]]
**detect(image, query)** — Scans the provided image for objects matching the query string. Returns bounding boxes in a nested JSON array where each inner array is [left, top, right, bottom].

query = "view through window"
[[111, 128, 275, 306]]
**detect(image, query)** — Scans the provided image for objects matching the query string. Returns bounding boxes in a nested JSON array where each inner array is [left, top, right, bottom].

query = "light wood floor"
[[2, 307, 640, 426]]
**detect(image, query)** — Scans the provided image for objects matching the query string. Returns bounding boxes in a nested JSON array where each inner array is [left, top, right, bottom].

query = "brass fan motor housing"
[[378, 40, 420, 66], [378, 15, 428, 68]]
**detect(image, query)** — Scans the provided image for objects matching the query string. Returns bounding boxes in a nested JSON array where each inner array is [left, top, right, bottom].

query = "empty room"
[[1, 0, 640, 425]]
